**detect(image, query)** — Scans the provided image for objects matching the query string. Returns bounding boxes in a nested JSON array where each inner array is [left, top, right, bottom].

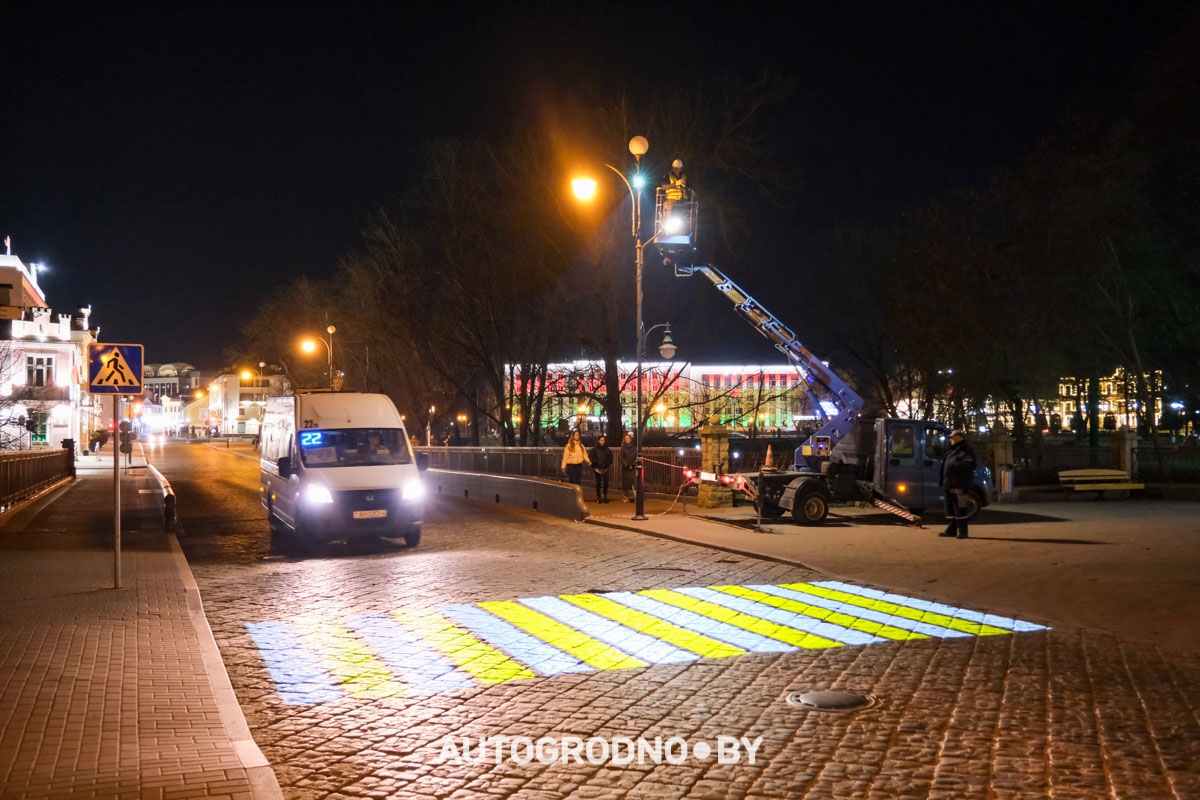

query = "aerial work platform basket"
[[654, 187, 699, 264]]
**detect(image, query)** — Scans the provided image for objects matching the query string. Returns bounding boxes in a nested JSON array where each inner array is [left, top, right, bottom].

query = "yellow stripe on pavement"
[[560, 593, 747, 659], [391, 609, 535, 684], [637, 589, 842, 649], [709, 585, 928, 641], [779, 582, 1013, 636], [291, 619, 407, 699], [479, 600, 647, 671]]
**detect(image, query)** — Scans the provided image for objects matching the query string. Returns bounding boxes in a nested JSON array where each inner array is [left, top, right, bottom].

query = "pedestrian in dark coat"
[[589, 435, 614, 503], [620, 432, 637, 502], [939, 431, 977, 539]]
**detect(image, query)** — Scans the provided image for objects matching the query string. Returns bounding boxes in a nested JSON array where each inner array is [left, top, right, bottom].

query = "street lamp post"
[[300, 332, 335, 389], [240, 362, 268, 426], [327, 325, 336, 387], [573, 135, 680, 521]]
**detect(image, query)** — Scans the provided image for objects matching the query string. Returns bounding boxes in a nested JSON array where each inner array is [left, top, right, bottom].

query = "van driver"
[[361, 431, 387, 454]]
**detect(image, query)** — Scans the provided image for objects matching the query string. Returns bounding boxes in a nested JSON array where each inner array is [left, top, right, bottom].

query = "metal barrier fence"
[[416, 446, 702, 493], [422, 441, 1200, 488], [1136, 446, 1200, 483], [0, 448, 74, 510], [1011, 445, 1119, 486]]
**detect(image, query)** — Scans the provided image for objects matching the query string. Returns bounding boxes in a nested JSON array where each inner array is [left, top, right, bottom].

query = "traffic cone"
[[763, 445, 776, 471]]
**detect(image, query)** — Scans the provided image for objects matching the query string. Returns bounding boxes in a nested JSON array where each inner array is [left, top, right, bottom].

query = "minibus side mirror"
[[416, 452, 430, 472], [277, 455, 293, 478]]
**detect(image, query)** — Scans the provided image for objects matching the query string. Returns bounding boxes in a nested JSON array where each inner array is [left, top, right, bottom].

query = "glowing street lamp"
[[299, 330, 335, 389], [571, 178, 597, 200], [240, 364, 267, 422], [570, 134, 660, 521]]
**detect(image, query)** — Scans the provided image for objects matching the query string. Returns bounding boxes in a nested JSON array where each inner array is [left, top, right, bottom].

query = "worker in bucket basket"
[[938, 431, 977, 539], [663, 159, 687, 199]]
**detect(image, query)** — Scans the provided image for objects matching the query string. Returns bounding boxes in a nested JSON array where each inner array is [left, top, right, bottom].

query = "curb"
[[145, 462, 177, 531], [149, 459, 283, 800]]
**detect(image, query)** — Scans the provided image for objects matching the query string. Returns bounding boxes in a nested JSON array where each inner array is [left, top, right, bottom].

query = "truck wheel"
[[755, 500, 785, 518], [404, 526, 421, 548], [793, 490, 829, 525], [963, 490, 983, 520]]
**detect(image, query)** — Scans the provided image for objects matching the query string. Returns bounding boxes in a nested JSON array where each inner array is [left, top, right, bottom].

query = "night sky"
[[1, 2, 1179, 368]]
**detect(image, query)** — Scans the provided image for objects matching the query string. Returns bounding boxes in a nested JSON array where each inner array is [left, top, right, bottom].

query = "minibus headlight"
[[305, 484, 334, 504], [402, 479, 425, 502]]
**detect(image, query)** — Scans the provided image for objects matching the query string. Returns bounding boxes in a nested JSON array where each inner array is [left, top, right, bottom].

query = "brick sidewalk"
[[0, 465, 278, 799]]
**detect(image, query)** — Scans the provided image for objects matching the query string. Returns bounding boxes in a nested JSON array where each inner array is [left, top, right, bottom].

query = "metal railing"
[[0, 448, 74, 510], [1136, 445, 1200, 483], [416, 446, 702, 493], [1010, 445, 1119, 486], [1004, 440, 1200, 485]]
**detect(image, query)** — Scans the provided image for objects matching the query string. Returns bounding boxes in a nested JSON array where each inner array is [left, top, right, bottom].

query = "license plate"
[[353, 509, 387, 519]]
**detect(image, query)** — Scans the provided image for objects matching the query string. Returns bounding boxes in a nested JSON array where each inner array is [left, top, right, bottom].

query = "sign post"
[[88, 343, 144, 590]]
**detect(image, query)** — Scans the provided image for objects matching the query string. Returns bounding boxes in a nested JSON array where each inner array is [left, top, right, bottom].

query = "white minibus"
[[259, 392, 425, 546]]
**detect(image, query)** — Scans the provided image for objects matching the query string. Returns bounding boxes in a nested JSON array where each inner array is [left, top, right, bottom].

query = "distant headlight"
[[305, 484, 334, 504], [402, 480, 424, 502]]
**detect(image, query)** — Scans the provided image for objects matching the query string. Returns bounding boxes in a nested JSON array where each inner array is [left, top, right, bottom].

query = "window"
[[298, 429, 411, 467], [26, 356, 55, 387], [889, 425, 916, 458], [924, 427, 948, 459], [29, 411, 47, 443]]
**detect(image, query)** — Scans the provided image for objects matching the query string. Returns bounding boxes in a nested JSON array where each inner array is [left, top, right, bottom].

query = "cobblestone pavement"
[[154, 443, 1200, 800]]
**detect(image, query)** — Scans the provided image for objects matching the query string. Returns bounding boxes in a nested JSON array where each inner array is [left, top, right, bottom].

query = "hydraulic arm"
[[677, 264, 864, 466]]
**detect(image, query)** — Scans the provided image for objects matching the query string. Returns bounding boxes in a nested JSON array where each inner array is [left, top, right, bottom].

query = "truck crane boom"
[[677, 264, 863, 467]]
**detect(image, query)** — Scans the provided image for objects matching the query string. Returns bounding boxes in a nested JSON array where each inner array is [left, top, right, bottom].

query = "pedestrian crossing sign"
[[88, 343, 144, 395]]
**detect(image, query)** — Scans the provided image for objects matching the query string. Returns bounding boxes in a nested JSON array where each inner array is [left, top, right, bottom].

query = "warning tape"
[[639, 457, 689, 471]]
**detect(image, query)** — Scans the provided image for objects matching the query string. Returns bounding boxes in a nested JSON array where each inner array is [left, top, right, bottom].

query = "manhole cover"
[[786, 690, 878, 712]]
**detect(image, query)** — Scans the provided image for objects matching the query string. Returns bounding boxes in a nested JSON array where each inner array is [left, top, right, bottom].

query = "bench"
[[1059, 469, 1143, 499]]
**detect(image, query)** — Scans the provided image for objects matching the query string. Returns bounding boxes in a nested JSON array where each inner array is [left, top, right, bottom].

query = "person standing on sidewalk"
[[589, 435, 614, 503], [620, 432, 637, 502], [560, 430, 590, 487], [939, 430, 977, 539]]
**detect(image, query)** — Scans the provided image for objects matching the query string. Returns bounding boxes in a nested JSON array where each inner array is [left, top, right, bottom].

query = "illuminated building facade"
[[1050, 368, 1164, 431], [0, 254, 99, 451], [206, 372, 270, 435], [508, 361, 816, 433]]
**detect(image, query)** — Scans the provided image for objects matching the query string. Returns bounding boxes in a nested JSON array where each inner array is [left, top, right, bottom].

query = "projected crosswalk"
[[247, 580, 1049, 704]]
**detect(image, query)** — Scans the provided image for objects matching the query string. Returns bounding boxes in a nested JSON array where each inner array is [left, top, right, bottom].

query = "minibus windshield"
[[297, 429, 411, 467]]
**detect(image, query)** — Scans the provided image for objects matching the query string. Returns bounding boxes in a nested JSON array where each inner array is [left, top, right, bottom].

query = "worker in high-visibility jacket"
[[663, 158, 687, 200]]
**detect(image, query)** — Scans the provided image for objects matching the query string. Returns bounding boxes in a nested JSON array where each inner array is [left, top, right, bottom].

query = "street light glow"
[[632, 174, 646, 189], [571, 178, 597, 200], [301, 339, 317, 353], [240, 370, 252, 381]]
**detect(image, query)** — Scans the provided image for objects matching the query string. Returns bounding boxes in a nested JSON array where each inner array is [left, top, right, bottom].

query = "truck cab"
[[869, 419, 993, 518]]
